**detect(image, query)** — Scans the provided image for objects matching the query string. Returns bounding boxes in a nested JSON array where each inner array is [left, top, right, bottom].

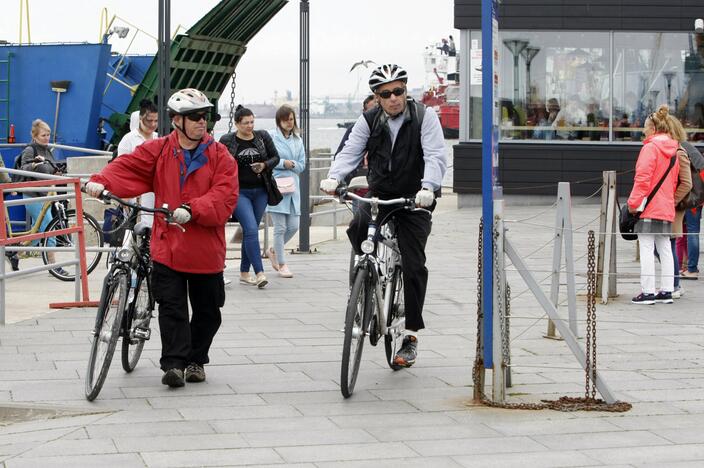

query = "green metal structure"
[[109, 0, 288, 144]]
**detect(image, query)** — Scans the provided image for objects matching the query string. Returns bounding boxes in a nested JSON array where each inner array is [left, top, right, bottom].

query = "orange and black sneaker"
[[393, 335, 417, 368]]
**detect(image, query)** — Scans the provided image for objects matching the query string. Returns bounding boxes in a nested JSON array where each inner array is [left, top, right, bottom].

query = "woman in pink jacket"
[[627, 105, 680, 304]]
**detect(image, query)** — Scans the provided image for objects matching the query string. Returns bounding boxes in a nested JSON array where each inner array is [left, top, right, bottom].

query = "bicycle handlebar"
[[342, 190, 414, 207], [32, 158, 67, 175], [97, 190, 172, 217]]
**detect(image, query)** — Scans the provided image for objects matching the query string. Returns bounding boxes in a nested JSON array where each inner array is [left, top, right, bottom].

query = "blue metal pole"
[[481, 0, 497, 368]]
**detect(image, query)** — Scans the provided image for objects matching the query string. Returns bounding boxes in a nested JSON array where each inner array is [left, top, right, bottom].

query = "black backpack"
[[11, 145, 38, 183], [677, 141, 704, 210]]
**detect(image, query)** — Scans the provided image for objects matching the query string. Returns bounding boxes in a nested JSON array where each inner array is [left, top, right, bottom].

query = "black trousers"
[[151, 262, 225, 371], [347, 203, 433, 331]]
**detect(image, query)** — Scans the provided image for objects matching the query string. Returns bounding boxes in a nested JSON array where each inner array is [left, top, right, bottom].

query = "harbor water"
[[213, 118, 457, 187]]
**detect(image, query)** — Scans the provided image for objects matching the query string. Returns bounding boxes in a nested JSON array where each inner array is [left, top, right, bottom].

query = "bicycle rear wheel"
[[384, 265, 405, 371], [121, 273, 154, 373], [341, 267, 372, 398], [85, 270, 128, 401], [42, 210, 104, 282]]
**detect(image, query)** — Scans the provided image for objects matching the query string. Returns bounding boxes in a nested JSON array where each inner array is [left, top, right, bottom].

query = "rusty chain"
[[586, 230, 597, 399], [227, 71, 237, 133], [493, 224, 509, 373], [472, 222, 631, 412], [472, 219, 485, 400]]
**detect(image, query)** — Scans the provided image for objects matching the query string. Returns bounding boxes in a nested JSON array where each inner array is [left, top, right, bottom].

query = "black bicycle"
[[338, 185, 418, 398], [85, 190, 175, 401]]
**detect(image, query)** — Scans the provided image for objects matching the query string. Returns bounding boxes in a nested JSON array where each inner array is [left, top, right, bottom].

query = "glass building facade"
[[468, 31, 704, 143]]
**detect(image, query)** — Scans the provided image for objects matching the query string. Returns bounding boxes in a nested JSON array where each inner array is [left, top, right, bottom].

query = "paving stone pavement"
[[1, 193, 704, 467]]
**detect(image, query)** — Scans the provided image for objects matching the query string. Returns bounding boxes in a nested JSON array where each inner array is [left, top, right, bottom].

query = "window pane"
[[614, 32, 702, 142], [470, 31, 611, 142]]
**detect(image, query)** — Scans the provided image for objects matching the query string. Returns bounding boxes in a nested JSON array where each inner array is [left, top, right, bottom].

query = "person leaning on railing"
[[19, 119, 67, 277], [86, 88, 238, 389]]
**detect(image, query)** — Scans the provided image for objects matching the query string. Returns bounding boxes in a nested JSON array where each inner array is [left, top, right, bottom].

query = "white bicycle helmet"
[[368, 64, 408, 91], [167, 88, 213, 114]]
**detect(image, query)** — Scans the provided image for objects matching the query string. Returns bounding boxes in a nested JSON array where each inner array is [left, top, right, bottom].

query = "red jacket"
[[627, 133, 679, 223], [91, 132, 238, 274]]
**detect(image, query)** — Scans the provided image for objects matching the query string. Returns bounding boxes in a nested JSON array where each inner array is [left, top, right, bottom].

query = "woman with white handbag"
[[266, 105, 306, 278]]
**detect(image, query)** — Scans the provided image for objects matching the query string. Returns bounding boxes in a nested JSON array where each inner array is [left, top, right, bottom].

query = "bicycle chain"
[[472, 221, 631, 412]]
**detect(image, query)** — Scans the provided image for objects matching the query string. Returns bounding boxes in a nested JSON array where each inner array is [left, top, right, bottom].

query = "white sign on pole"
[[471, 49, 482, 85]]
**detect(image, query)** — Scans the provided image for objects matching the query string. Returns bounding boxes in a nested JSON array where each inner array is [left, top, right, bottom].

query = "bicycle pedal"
[[132, 327, 151, 340]]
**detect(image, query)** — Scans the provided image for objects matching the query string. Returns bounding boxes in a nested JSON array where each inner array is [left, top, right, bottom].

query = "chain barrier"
[[471, 220, 632, 412], [493, 223, 509, 376], [227, 71, 237, 134], [586, 230, 597, 399], [471, 218, 485, 400], [459, 167, 635, 193]]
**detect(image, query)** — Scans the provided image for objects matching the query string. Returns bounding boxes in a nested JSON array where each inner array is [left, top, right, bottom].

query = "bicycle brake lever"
[[167, 221, 186, 232]]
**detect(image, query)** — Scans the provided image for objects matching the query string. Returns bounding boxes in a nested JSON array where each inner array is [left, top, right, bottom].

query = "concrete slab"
[[0, 193, 703, 465]]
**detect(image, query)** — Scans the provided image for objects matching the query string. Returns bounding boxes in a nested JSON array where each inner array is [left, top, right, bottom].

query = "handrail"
[[0, 142, 112, 156], [0, 174, 93, 323]]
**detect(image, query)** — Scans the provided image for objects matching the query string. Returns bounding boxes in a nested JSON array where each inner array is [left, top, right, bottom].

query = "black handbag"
[[262, 170, 283, 206], [619, 156, 675, 241]]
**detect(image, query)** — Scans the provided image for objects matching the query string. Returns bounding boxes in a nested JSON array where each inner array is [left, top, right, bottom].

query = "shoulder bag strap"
[[643, 154, 676, 211]]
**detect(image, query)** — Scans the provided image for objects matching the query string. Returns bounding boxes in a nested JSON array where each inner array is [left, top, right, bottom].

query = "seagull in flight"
[[349, 60, 376, 72]]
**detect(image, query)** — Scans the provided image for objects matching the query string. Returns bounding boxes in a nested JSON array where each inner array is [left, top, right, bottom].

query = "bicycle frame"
[[4, 199, 62, 239], [345, 192, 411, 343], [356, 225, 403, 342], [109, 206, 153, 337]]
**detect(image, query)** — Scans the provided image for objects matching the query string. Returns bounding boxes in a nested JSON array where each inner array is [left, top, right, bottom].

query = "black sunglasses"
[[185, 112, 208, 122], [377, 87, 406, 99]]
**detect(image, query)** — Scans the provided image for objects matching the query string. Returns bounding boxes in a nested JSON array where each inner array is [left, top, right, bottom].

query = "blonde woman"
[[19, 119, 67, 277], [664, 115, 692, 298], [627, 106, 680, 304]]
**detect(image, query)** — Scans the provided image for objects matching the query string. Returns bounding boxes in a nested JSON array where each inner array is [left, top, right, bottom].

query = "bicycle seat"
[[134, 222, 152, 238], [348, 176, 368, 191]]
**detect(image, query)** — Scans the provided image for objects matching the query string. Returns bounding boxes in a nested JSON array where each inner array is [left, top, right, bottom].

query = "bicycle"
[[338, 182, 421, 398], [85, 190, 176, 401], [5, 158, 104, 281]]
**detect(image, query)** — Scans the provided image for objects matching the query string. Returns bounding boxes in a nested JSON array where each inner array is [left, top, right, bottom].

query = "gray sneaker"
[[161, 368, 185, 388], [393, 335, 418, 368], [185, 363, 206, 383]]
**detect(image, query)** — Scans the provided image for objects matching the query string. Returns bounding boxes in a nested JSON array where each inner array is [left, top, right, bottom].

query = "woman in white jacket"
[[266, 105, 306, 278]]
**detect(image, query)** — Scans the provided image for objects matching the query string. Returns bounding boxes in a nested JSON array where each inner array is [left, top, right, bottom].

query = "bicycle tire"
[[42, 210, 104, 282], [341, 267, 371, 398], [384, 265, 405, 371], [85, 270, 129, 401], [121, 273, 153, 373]]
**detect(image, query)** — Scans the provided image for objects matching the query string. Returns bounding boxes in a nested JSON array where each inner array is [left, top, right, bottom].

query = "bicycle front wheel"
[[42, 209, 104, 282], [384, 265, 405, 371], [341, 267, 372, 398], [121, 273, 154, 373], [85, 270, 129, 401]]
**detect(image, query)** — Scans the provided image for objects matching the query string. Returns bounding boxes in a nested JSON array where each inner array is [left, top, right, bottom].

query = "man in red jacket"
[[86, 88, 238, 388]]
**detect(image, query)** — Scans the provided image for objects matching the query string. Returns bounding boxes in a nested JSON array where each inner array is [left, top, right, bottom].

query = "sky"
[[0, 0, 460, 104]]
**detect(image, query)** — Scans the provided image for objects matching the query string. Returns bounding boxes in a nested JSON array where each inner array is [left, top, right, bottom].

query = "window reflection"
[[468, 30, 704, 142], [615, 32, 703, 142]]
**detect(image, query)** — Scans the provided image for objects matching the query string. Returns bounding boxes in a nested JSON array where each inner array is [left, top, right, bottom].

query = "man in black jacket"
[[321, 64, 447, 368]]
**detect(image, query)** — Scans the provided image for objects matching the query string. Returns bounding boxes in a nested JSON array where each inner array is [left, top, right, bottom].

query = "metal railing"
[[0, 168, 94, 324]]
